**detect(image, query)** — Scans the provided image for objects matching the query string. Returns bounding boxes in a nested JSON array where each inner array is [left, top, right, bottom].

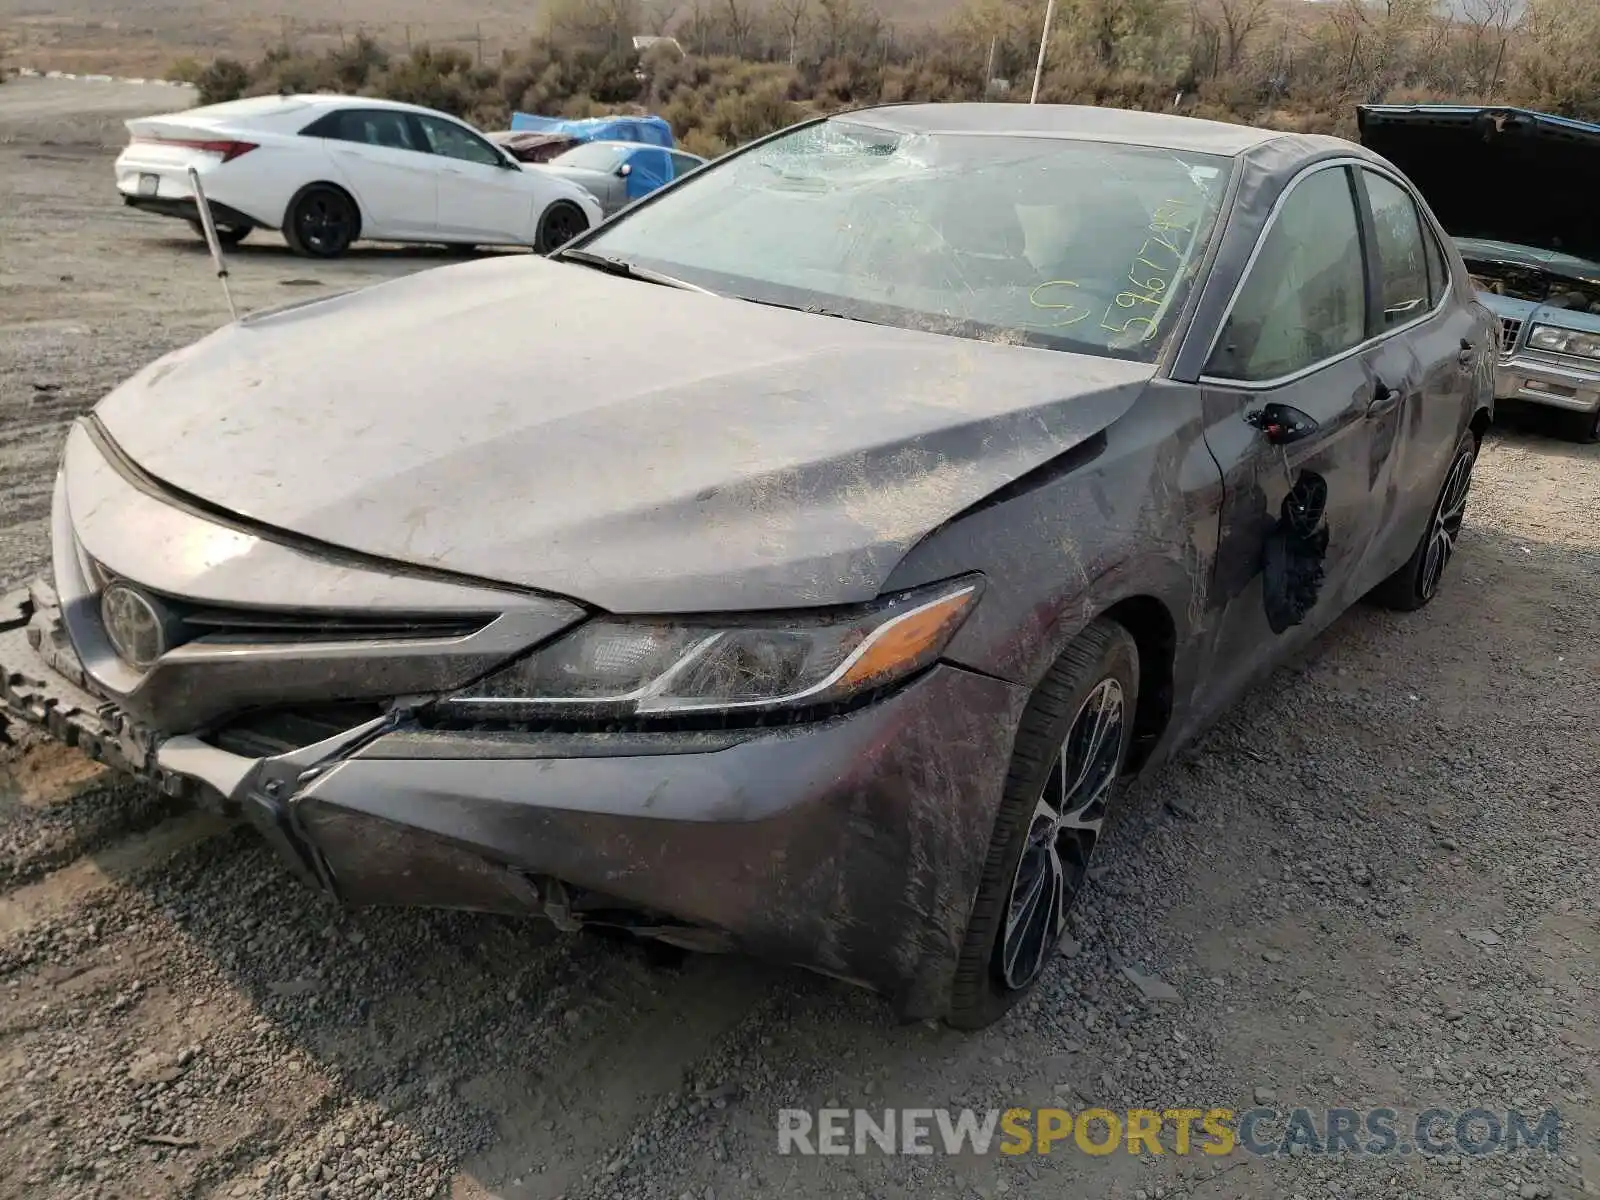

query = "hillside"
[[3, 0, 968, 76]]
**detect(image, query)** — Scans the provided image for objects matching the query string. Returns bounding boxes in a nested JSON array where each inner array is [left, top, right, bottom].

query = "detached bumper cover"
[[1, 583, 171, 786], [0, 583, 1027, 1017]]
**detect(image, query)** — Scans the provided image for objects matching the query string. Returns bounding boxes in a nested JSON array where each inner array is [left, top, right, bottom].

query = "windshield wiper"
[[555, 249, 712, 293]]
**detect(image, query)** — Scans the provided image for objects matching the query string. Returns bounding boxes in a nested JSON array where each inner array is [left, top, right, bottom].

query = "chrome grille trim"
[[178, 604, 491, 645], [1498, 316, 1523, 357]]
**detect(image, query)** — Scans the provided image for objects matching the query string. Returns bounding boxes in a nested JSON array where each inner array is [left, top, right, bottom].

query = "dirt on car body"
[[0, 77, 1596, 1200]]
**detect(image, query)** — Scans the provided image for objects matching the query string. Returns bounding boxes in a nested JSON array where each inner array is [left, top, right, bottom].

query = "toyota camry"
[[2, 104, 1493, 1029]]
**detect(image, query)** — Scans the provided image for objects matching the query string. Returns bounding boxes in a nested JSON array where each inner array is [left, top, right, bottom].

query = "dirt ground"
[[0, 76, 1595, 1200]]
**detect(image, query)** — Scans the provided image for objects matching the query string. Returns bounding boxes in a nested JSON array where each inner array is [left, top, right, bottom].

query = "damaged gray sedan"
[[0, 105, 1494, 1029]]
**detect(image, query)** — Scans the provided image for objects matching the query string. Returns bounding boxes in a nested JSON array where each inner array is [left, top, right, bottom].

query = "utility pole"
[[984, 35, 997, 99], [1029, 0, 1057, 104]]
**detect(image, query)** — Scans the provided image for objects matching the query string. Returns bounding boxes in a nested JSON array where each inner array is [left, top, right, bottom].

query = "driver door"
[[1191, 163, 1396, 719]]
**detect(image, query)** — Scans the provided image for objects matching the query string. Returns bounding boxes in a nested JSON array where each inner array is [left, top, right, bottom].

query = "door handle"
[[1457, 337, 1476, 368], [1368, 381, 1402, 418]]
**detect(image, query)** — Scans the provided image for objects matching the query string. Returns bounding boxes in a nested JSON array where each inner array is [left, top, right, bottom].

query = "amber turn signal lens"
[[835, 586, 978, 692]]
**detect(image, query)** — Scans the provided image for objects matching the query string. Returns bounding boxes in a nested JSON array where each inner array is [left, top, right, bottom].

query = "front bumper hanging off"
[[0, 580, 1028, 1017], [0, 581, 363, 890]]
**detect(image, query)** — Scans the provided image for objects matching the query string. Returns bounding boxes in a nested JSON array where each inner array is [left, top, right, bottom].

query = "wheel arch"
[[1097, 594, 1178, 773], [1469, 403, 1492, 446]]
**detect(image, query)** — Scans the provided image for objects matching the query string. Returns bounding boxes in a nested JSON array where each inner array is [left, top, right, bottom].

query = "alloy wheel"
[[1420, 446, 1475, 600], [996, 677, 1125, 991], [542, 204, 587, 252], [298, 193, 352, 255]]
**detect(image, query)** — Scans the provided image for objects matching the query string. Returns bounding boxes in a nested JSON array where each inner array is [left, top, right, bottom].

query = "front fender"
[[881, 385, 1221, 760], [535, 179, 604, 237]]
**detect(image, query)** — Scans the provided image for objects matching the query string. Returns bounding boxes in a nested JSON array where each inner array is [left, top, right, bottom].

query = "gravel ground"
[[0, 76, 1595, 1200]]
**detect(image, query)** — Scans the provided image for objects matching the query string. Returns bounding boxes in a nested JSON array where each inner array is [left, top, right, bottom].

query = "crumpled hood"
[[1356, 104, 1600, 263], [94, 255, 1153, 613]]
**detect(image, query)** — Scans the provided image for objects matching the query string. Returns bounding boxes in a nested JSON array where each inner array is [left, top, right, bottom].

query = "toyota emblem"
[[99, 583, 170, 669]]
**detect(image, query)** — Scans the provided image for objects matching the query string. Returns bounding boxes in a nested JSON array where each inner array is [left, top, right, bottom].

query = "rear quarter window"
[[299, 111, 341, 138]]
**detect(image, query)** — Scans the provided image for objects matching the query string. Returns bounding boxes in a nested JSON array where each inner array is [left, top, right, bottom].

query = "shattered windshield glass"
[[579, 118, 1231, 362]]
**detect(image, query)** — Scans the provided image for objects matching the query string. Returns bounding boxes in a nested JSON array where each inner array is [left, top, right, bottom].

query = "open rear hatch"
[[1356, 104, 1600, 264]]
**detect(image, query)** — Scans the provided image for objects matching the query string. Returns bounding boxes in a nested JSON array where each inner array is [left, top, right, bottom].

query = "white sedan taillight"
[[129, 136, 259, 163]]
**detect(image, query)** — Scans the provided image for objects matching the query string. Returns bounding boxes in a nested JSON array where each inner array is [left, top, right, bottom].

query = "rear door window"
[[305, 108, 422, 152], [1362, 169, 1432, 328]]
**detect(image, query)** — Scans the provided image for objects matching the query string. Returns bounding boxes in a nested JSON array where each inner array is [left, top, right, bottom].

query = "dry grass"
[[1, 0, 966, 76], [6, 0, 1594, 148]]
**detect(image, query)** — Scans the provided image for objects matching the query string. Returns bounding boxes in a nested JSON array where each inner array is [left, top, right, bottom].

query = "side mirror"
[[1245, 403, 1319, 446], [617, 162, 633, 178]]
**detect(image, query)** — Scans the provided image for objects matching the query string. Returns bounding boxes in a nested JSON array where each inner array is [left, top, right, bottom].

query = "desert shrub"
[[328, 34, 390, 91], [195, 57, 251, 105], [366, 45, 498, 118], [166, 57, 204, 85], [165, 0, 1600, 146]]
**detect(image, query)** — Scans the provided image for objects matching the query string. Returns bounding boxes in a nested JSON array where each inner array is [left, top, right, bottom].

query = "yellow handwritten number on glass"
[[1029, 280, 1092, 327], [1102, 312, 1159, 340]]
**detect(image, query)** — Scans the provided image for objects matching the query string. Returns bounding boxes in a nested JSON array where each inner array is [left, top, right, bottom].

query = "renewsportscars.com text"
[[777, 1106, 1563, 1158]]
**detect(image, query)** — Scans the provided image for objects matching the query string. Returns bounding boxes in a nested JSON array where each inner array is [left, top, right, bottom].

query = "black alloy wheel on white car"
[[537, 201, 590, 255], [284, 184, 361, 259]]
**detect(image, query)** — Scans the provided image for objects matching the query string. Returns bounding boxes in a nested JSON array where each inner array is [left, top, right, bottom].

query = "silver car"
[[536, 140, 707, 217], [1359, 103, 1600, 443]]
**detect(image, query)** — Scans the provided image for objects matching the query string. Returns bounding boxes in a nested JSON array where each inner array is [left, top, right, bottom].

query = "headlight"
[[439, 576, 982, 719], [1527, 324, 1600, 359]]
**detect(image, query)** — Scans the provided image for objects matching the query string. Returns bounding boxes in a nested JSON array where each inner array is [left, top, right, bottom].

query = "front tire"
[[1370, 426, 1477, 611], [536, 200, 589, 255], [1557, 406, 1600, 444], [283, 185, 360, 259], [947, 619, 1138, 1030]]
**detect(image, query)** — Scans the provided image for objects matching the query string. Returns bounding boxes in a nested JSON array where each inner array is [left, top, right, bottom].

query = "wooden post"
[[1030, 0, 1057, 105]]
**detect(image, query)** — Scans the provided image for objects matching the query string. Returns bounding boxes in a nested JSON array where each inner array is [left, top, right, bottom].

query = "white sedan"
[[113, 94, 605, 257]]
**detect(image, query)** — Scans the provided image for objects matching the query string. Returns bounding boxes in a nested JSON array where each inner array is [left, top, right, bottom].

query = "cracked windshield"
[[583, 118, 1227, 361]]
